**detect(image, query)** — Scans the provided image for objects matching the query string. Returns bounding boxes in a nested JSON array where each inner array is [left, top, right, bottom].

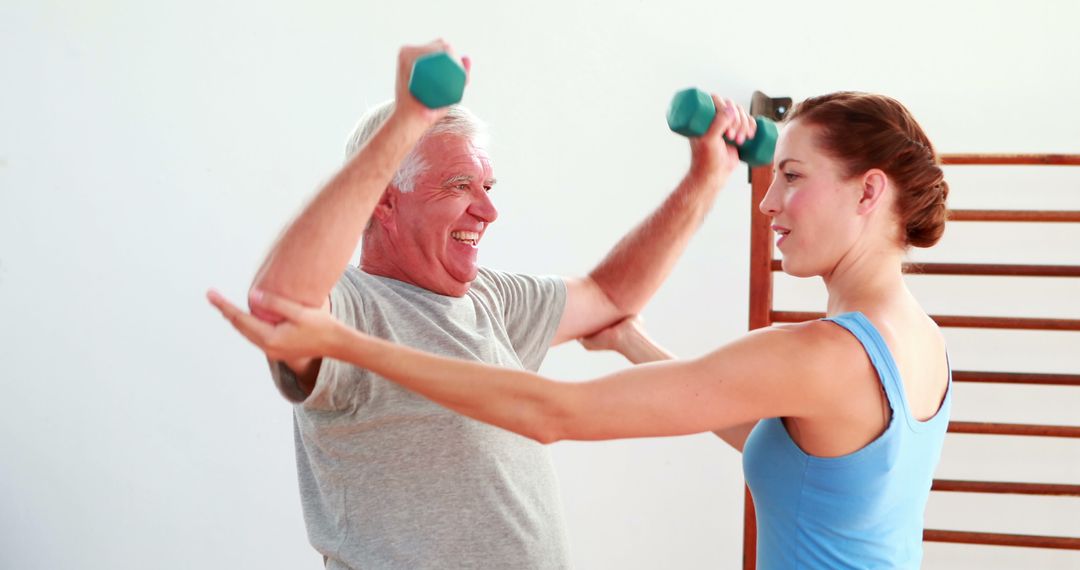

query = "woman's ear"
[[856, 169, 889, 215]]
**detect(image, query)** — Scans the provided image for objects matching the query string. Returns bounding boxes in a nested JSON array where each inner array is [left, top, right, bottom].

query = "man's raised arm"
[[247, 41, 463, 389], [552, 95, 756, 344], [250, 41, 461, 316]]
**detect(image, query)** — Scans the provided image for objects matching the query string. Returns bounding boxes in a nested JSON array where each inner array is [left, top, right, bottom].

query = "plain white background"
[[3, 1, 1079, 568]]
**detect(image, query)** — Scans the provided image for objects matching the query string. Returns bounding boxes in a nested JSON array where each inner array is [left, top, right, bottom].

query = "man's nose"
[[469, 189, 498, 223]]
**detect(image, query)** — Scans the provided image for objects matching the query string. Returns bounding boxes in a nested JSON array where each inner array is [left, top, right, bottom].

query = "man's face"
[[382, 133, 498, 296]]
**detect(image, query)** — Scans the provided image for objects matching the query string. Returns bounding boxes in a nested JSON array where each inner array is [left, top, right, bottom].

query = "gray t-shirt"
[[271, 266, 571, 570]]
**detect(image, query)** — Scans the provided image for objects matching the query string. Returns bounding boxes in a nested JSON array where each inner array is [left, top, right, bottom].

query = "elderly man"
[[238, 40, 751, 569]]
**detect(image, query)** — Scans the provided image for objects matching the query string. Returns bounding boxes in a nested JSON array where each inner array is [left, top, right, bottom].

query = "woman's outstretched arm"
[[580, 317, 760, 451], [208, 289, 841, 443]]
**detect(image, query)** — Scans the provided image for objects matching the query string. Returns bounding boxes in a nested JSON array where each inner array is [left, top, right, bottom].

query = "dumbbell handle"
[[408, 52, 467, 109], [666, 88, 778, 167]]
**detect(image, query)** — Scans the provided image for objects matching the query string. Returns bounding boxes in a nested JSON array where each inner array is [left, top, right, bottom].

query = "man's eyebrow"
[[441, 174, 497, 186], [441, 174, 473, 186]]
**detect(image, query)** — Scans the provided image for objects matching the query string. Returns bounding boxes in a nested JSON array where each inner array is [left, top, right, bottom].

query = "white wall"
[[3, 1, 1079, 568]]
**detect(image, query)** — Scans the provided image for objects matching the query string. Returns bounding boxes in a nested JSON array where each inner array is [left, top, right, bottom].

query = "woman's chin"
[[779, 258, 817, 279]]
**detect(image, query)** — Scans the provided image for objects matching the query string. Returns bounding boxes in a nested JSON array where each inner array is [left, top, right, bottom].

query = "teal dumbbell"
[[408, 52, 467, 109], [666, 88, 778, 167]]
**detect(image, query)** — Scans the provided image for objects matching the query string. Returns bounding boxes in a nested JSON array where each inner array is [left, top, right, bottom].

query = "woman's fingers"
[[249, 289, 307, 321], [207, 289, 275, 348]]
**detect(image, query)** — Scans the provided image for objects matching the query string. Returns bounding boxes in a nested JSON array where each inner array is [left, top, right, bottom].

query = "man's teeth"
[[451, 231, 480, 245]]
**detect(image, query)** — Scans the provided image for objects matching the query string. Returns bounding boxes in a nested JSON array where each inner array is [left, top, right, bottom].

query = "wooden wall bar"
[[939, 154, 1080, 166], [743, 152, 1080, 563], [771, 259, 1080, 277], [770, 311, 1080, 332]]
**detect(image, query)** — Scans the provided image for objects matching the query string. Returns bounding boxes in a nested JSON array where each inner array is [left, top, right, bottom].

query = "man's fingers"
[[427, 38, 450, 52], [720, 98, 737, 140], [708, 94, 735, 137], [738, 107, 753, 144]]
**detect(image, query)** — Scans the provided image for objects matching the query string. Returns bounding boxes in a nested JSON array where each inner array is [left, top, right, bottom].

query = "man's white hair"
[[344, 101, 489, 193]]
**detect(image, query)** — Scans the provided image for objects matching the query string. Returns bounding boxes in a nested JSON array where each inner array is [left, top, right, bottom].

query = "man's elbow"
[[593, 276, 643, 317], [529, 422, 564, 445], [247, 286, 285, 324]]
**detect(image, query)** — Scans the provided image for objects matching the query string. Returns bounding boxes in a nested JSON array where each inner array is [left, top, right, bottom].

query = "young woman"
[[210, 92, 951, 569]]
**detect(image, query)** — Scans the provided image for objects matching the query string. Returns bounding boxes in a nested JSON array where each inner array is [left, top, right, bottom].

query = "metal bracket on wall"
[[747, 91, 792, 181], [750, 90, 792, 122]]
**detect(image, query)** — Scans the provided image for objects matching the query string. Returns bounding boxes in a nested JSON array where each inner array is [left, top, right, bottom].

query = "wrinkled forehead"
[[419, 133, 494, 180]]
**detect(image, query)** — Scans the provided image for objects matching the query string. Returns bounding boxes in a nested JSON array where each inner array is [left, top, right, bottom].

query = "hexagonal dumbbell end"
[[408, 52, 466, 109], [666, 87, 716, 138], [737, 116, 778, 167], [667, 87, 779, 167]]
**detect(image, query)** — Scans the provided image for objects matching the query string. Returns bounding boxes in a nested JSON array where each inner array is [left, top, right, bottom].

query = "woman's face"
[[759, 119, 866, 278]]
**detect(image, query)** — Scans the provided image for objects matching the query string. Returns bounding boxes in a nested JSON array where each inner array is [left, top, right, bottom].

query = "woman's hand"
[[207, 289, 348, 362], [578, 316, 674, 364], [579, 315, 645, 354]]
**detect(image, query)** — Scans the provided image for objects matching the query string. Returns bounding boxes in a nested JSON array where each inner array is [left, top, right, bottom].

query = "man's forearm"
[[588, 171, 723, 314], [250, 113, 428, 311]]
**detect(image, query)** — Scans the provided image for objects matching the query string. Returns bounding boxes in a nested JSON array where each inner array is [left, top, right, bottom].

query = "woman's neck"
[[823, 244, 909, 317]]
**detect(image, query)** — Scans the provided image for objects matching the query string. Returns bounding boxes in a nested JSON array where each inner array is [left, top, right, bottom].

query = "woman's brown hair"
[[786, 92, 948, 248]]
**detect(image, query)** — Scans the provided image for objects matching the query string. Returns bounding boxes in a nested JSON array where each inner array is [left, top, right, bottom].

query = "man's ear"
[[856, 169, 889, 215], [372, 186, 397, 230]]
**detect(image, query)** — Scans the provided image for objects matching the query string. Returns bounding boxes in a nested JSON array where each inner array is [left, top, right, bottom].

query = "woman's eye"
[[784, 172, 799, 182]]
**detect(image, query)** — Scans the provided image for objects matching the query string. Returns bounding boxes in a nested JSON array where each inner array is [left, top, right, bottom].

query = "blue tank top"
[[742, 312, 951, 569]]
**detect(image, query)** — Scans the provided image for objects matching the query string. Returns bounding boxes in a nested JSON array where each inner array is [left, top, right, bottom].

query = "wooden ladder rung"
[[948, 421, 1080, 438], [905, 262, 1080, 278], [924, 529, 1080, 550], [932, 479, 1080, 496], [771, 260, 1080, 277], [933, 315, 1080, 331], [948, 209, 1080, 223], [952, 371, 1080, 386], [939, 154, 1080, 166], [770, 311, 1080, 331]]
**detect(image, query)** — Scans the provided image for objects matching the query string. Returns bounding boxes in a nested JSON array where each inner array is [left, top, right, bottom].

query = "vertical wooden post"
[[743, 164, 775, 570]]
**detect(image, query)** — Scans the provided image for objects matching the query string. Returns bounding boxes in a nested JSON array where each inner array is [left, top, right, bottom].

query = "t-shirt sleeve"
[[268, 268, 367, 408], [475, 267, 567, 371]]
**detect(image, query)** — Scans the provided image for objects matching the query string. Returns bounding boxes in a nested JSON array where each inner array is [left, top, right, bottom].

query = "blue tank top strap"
[[822, 311, 934, 433]]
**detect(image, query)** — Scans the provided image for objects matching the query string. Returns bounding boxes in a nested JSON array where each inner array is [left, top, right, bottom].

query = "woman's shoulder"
[[769, 318, 868, 357], [759, 318, 885, 397]]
